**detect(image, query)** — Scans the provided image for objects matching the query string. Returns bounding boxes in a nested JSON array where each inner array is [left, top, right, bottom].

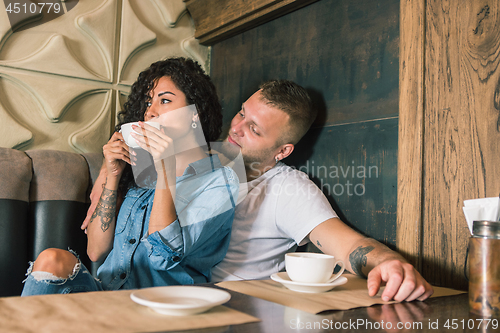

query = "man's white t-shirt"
[[211, 162, 338, 281]]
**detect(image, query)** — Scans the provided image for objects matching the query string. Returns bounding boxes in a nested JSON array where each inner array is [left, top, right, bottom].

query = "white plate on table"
[[271, 272, 348, 293], [130, 286, 231, 316]]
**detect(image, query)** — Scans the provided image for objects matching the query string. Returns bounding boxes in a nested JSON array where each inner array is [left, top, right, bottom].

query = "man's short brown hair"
[[259, 80, 316, 145]]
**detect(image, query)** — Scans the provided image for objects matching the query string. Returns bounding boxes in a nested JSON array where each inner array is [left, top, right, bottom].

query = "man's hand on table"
[[367, 259, 434, 302], [308, 218, 433, 303]]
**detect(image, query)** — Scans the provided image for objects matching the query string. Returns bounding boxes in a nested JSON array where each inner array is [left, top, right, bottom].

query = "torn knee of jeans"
[[70, 261, 81, 280], [25, 261, 34, 276], [30, 271, 65, 282], [26, 260, 82, 282], [68, 248, 79, 260]]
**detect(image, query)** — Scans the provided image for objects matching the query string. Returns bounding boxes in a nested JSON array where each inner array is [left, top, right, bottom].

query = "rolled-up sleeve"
[[141, 219, 184, 271], [142, 166, 239, 273]]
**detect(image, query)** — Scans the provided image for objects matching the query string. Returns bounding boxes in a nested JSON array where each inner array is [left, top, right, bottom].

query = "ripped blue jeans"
[[21, 250, 103, 297]]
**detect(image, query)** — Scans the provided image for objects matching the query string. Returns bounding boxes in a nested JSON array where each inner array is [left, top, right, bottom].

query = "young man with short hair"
[[211, 80, 433, 302]]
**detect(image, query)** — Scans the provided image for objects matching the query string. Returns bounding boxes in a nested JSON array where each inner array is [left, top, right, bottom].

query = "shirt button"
[[172, 256, 181, 262], [129, 238, 136, 244], [120, 273, 127, 279]]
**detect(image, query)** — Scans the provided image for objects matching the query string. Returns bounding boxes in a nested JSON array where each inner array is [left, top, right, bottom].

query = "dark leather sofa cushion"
[[0, 148, 32, 297]]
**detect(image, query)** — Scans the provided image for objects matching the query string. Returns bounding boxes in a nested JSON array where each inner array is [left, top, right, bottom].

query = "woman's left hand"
[[131, 122, 175, 169]]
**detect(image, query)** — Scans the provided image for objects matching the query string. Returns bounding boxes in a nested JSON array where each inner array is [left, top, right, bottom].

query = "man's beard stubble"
[[221, 132, 270, 166]]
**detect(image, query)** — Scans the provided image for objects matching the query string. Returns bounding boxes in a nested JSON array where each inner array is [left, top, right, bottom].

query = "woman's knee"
[[32, 248, 78, 278]]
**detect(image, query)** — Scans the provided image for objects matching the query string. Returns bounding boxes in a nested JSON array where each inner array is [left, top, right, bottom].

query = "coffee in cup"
[[285, 252, 345, 284]]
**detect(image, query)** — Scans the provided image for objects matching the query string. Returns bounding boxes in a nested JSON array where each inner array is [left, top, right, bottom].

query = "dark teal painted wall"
[[211, 0, 399, 247]]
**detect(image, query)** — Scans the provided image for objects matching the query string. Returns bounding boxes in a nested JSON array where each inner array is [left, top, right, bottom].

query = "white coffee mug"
[[285, 252, 345, 284], [120, 121, 161, 148]]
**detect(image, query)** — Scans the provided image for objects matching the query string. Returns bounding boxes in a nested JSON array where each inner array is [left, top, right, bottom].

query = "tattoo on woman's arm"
[[316, 240, 322, 248], [349, 245, 374, 278], [90, 186, 117, 232]]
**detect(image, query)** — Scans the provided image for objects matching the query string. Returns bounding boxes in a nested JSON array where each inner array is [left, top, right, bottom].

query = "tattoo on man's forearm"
[[349, 245, 374, 278], [90, 186, 117, 232]]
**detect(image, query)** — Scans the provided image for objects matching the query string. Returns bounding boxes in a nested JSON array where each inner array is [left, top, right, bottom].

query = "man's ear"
[[276, 143, 294, 161]]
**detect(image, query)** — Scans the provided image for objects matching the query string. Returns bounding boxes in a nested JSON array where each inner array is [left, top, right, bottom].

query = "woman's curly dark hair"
[[116, 57, 222, 191]]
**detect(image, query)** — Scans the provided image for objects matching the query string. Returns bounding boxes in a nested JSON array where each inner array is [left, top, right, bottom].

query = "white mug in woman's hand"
[[120, 121, 161, 148]]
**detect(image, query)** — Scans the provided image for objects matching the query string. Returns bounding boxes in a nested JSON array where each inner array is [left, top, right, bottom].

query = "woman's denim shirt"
[[97, 155, 239, 290]]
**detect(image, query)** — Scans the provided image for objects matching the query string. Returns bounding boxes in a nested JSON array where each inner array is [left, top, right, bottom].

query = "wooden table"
[[2, 283, 494, 333], [194, 289, 497, 333]]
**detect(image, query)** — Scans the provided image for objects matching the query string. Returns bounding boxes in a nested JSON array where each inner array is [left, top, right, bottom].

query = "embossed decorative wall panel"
[[0, 0, 208, 153]]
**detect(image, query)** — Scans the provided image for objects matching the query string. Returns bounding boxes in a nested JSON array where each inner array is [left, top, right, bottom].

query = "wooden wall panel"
[[400, 0, 500, 290], [185, 0, 318, 45], [286, 119, 399, 248], [397, 0, 425, 270], [211, 0, 400, 246], [422, 0, 500, 289], [212, 0, 400, 132]]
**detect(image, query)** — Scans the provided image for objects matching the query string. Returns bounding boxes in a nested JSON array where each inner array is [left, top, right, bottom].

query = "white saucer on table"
[[130, 286, 231, 316], [271, 272, 348, 293]]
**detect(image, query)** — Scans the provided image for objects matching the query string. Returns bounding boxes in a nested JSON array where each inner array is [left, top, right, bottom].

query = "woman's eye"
[[239, 111, 244, 117], [146, 102, 152, 107], [161, 99, 170, 104]]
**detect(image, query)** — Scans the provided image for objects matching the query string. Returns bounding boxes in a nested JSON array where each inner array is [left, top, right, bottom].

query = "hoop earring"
[[191, 122, 197, 129]]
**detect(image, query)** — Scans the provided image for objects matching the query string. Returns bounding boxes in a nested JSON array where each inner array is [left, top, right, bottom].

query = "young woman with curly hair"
[[21, 57, 240, 296]]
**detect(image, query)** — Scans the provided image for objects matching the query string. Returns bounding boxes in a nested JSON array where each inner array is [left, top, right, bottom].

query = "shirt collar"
[[183, 154, 222, 176]]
